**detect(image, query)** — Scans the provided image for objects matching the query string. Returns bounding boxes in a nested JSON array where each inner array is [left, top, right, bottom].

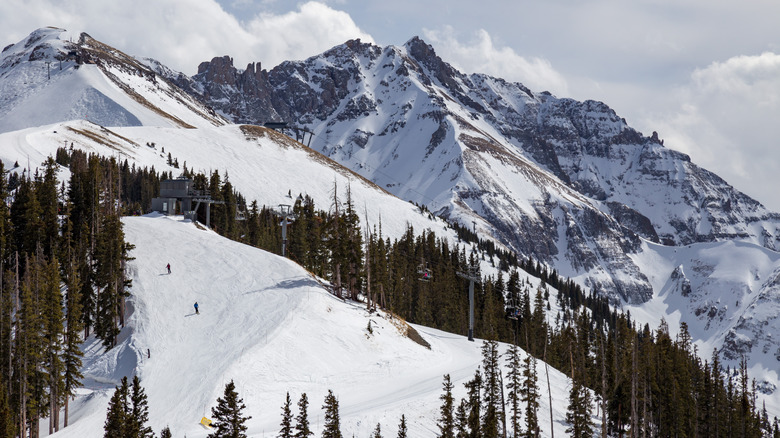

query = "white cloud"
[[0, 0, 372, 75], [421, 26, 569, 97], [243, 2, 373, 68], [646, 52, 780, 210]]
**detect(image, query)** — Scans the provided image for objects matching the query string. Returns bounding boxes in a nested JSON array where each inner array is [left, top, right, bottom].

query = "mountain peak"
[[403, 35, 465, 92], [322, 38, 382, 63], [1, 27, 74, 69]]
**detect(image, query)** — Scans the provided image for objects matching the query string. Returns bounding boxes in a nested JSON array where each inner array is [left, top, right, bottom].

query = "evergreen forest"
[[0, 146, 776, 437]]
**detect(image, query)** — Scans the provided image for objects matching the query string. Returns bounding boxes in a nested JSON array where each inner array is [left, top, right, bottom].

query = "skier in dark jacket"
[[194, 301, 199, 314], [166, 263, 171, 274]]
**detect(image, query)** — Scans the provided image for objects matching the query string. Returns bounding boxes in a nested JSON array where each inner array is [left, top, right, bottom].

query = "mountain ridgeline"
[[160, 37, 780, 305], [3, 27, 780, 435]]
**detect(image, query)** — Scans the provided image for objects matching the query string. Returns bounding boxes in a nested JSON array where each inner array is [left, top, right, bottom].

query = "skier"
[[194, 301, 199, 315], [166, 263, 171, 274]]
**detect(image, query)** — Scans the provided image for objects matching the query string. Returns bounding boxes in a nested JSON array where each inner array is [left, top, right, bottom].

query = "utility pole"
[[45, 61, 51, 80], [456, 262, 480, 342], [272, 204, 296, 257]]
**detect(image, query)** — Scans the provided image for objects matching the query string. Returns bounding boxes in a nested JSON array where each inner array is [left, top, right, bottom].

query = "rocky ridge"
[[160, 37, 780, 306]]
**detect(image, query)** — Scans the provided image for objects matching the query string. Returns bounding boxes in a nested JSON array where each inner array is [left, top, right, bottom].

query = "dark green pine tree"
[[437, 374, 455, 438], [129, 375, 154, 438], [464, 369, 482, 438], [160, 426, 172, 438], [0, 377, 13, 438], [62, 252, 84, 428], [38, 157, 61, 259], [19, 251, 50, 434], [294, 393, 313, 438], [278, 392, 293, 438], [342, 184, 363, 301], [208, 170, 225, 232], [521, 350, 540, 437], [246, 200, 261, 247], [371, 422, 383, 438], [10, 174, 43, 258], [397, 414, 407, 438], [0, 160, 10, 262], [0, 263, 17, 436], [454, 400, 469, 438], [505, 345, 523, 438], [480, 340, 502, 438], [42, 254, 64, 434], [321, 389, 342, 438], [94, 212, 133, 350], [565, 375, 594, 438], [104, 377, 130, 438], [219, 174, 238, 239], [209, 380, 252, 438]]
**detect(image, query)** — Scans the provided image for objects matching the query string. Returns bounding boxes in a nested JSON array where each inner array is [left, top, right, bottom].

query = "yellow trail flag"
[[200, 417, 213, 428]]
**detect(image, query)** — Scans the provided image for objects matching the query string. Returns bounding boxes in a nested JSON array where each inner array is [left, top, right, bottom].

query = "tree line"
[[0, 151, 133, 437], [51, 146, 780, 437], [106, 375, 409, 438]]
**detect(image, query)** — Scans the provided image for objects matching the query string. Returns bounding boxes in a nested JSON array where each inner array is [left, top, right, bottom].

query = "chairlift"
[[417, 264, 433, 282], [505, 297, 520, 320]]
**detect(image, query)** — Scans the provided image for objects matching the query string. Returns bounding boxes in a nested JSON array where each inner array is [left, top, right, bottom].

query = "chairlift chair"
[[417, 264, 433, 282], [505, 297, 519, 320]]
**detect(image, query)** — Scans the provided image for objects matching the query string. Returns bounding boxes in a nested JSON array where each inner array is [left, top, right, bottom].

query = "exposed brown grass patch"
[[67, 126, 121, 150], [387, 312, 431, 349], [239, 125, 393, 196], [78, 34, 222, 129], [65, 124, 139, 152]]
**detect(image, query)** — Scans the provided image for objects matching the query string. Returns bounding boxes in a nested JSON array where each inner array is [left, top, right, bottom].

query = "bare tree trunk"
[[334, 264, 342, 299], [544, 327, 554, 438], [499, 366, 507, 438], [49, 378, 60, 435], [331, 179, 342, 299], [365, 240, 372, 311], [50, 369, 57, 434], [631, 340, 638, 437], [20, 356, 26, 438], [601, 336, 608, 438]]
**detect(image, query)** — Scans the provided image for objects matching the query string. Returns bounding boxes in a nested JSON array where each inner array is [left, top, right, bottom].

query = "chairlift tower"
[[456, 222, 480, 342], [272, 204, 297, 257], [457, 264, 480, 342]]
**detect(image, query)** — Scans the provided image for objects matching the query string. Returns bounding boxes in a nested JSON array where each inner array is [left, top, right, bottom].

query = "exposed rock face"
[[160, 36, 780, 305]]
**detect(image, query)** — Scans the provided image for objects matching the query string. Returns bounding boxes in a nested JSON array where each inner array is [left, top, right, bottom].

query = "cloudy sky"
[[2, 0, 779, 210]]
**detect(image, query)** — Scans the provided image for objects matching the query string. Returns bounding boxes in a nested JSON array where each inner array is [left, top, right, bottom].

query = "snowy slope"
[[49, 214, 585, 438], [0, 27, 225, 134], [0, 120, 455, 247], [627, 239, 780, 415]]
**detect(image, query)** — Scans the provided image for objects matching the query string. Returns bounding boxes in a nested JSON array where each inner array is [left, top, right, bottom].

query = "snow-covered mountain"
[[1, 28, 780, 428], [160, 36, 780, 403], [168, 37, 780, 306], [0, 27, 226, 134]]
